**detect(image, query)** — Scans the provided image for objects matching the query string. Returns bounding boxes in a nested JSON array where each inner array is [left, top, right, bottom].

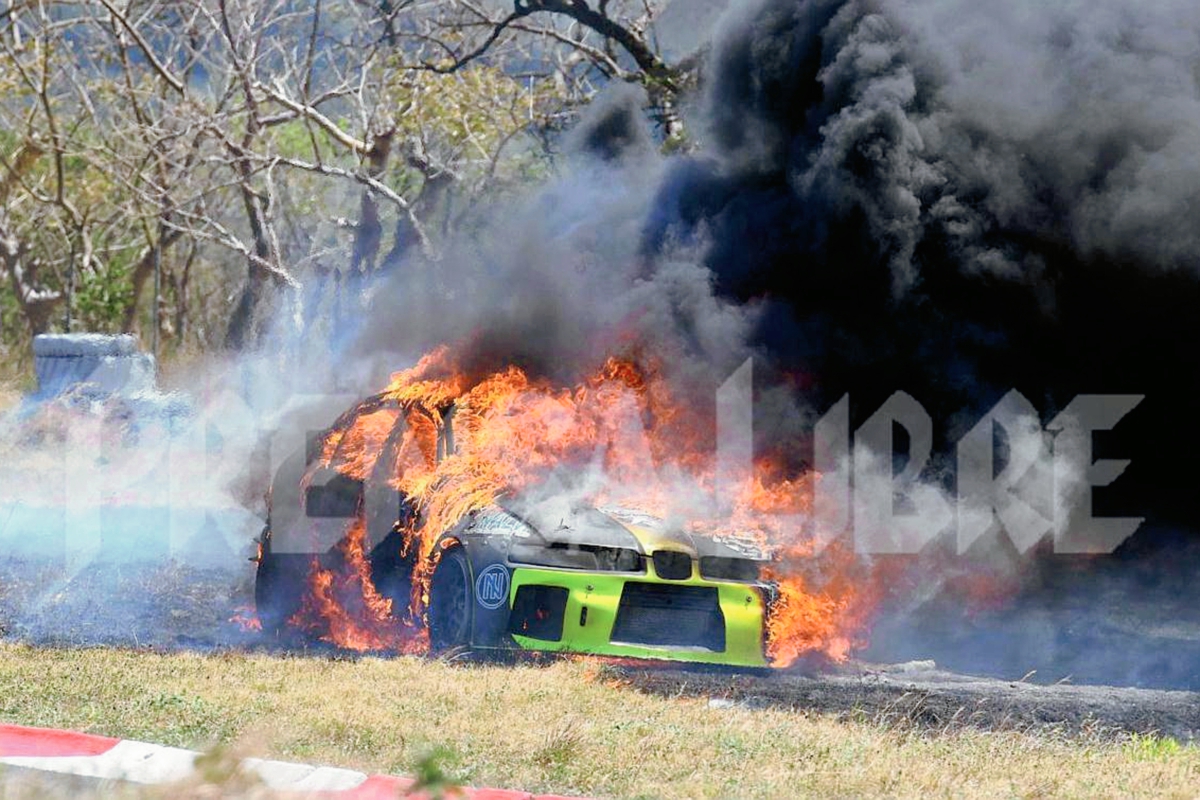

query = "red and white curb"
[[0, 724, 587, 798]]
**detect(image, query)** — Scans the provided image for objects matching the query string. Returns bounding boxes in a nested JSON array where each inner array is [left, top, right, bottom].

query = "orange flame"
[[229, 606, 262, 632], [288, 517, 428, 653], [293, 344, 876, 664]]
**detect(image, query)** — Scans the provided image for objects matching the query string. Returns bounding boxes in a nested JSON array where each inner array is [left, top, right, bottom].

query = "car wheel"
[[254, 530, 312, 635], [428, 547, 472, 651]]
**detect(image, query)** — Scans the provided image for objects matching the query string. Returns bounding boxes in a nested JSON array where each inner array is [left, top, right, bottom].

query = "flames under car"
[[254, 403, 773, 668]]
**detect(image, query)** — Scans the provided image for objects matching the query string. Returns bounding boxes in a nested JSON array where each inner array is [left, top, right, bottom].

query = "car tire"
[[254, 530, 312, 635], [428, 546, 473, 651]]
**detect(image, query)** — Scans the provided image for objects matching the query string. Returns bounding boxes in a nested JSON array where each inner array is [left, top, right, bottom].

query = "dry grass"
[[0, 643, 1197, 798]]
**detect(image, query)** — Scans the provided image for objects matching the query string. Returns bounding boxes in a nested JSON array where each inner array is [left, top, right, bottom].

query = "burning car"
[[256, 405, 773, 667], [253, 348, 866, 668]]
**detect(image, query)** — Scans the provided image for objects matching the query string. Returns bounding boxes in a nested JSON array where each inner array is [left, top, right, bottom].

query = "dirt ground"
[[0, 558, 260, 650], [617, 660, 1200, 742]]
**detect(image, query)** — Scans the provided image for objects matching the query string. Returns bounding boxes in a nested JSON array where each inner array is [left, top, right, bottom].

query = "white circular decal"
[[474, 564, 510, 610]]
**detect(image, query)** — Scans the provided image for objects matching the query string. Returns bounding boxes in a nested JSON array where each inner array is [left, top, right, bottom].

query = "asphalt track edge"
[[0, 723, 590, 799]]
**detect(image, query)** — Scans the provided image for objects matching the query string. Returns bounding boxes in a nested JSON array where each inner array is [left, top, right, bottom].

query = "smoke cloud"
[[640, 0, 1200, 687], [3, 0, 1199, 686], [640, 0, 1200, 514]]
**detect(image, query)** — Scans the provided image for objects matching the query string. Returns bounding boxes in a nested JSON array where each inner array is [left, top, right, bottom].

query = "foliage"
[[1125, 732, 1187, 761], [0, 0, 682, 361]]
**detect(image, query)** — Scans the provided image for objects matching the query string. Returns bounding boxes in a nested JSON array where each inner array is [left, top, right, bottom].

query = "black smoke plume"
[[647, 0, 1200, 525], [640, 0, 1200, 687]]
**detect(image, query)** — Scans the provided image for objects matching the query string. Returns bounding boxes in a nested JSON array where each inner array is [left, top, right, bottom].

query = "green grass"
[[1126, 732, 1186, 762], [0, 643, 1197, 798]]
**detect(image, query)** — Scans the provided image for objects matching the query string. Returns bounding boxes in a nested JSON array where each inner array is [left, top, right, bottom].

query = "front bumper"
[[506, 567, 769, 667]]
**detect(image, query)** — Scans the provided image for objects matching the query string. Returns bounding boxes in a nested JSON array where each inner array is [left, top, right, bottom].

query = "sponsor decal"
[[475, 564, 510, 609], [472, 512, 535, 538]]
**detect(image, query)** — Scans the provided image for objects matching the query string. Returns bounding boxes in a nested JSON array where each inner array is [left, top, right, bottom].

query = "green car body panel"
[[506, 566, 769, 668]]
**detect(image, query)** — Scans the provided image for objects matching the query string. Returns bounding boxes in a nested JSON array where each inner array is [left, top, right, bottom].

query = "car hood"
[[470, 499, 769, 561]]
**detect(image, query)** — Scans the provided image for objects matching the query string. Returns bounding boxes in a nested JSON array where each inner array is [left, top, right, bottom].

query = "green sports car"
[[255, 402, 774, 668], [427, 503, 771, 667]]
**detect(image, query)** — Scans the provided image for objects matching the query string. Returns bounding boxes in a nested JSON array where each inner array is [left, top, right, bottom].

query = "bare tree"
[[0, 0, 669, 355], [397, 0, 688, 141]]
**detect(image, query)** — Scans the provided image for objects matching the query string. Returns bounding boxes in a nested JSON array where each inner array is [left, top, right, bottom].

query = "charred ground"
[[619, 661, 1200, 742]]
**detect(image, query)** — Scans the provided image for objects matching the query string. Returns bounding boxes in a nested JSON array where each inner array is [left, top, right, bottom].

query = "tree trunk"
[[350, 128, 395, 275], [1, 230, 61, 337], [122, 225, 183, 333], [224, 153, 276, 350]]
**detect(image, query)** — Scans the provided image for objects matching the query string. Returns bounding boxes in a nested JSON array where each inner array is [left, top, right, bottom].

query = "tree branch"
[[256, 80, 368, 154], [95, 0, 186, 96], [421, 0, 677, 93], [417, 9, 525, 74], [268, 155, 433, 259]]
